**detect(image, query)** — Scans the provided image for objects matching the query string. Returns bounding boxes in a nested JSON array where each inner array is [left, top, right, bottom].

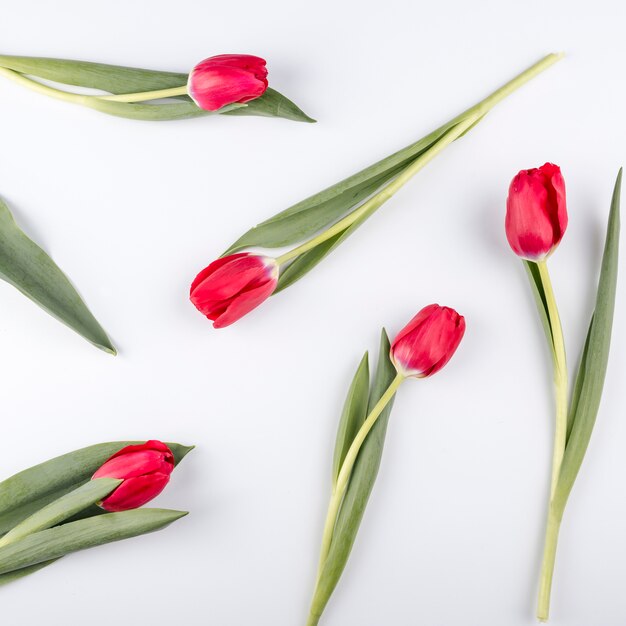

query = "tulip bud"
[[390, 304, 466, 378], [187, 54, 269, 111], [190, 253, 279, 328], [92, 440, 175, 512], [505, 162, 567, 261]]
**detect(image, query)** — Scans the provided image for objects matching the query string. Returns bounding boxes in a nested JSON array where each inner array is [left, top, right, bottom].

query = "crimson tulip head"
[[390, 304, 466, 378], [187, 54, 268, 112], [92, 440, 175, 512], [505, 162, 567, 261], [190, 253, 278, 328]]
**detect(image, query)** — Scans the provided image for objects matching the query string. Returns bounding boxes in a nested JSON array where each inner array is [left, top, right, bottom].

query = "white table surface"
[[1, 1, 625, 624]]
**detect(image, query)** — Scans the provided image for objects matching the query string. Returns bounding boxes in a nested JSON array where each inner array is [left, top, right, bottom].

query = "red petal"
[[99, 473, 171, 512]]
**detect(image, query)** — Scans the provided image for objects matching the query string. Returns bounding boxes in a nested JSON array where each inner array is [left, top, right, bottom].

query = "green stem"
[[536, 261, 568, 499], [96, 85, 188, 102], [0, 66, 88, 106], [537, 507, 562, 621], [277, 53, 563, 268], [276, 113, 481, 266], [314, 372, 405, 583]]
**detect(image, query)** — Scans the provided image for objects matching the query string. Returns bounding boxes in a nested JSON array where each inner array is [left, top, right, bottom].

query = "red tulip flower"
[[190, 253, 279, 328], [187, 54, 268, 111], [92, 440, 175, 512], [390, 304, 466, 378], [505, 162, 567, 261]]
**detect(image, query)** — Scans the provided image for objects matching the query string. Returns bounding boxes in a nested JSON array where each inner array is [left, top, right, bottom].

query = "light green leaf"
[[332, 353, 370, 487], [0, 559, 59, 586], [224, 122, 459, 254], [0, 508, 187, 576], [0, 478, 121, 548], [0, 197, 115, 353], [553, 168, 621, 516], [0, 55, 314, 123], [310, 330, 397, 623], [0, 441, 193, 535], [523, 259, 554, 350]]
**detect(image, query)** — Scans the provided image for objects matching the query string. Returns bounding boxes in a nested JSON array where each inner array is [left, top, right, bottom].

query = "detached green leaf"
[[0, 441, 193, 535], [332, 353, 370, 487], [0, 508, 187, 576], [0, 197, 115, 353], [553, 169, 621, 515], [310, 330, 397, 622]]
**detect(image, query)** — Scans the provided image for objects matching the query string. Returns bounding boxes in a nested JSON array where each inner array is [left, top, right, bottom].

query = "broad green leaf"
[[0, 478, 121, 547], [0, 55, 314, 122], [553, 169, 621, 516], [0, 441, 193, 535], [224, 122, 459, 254], [0, 559, 59, 586], [523, 260, 554, 350], [0, 197, 115, 353], [309, 330, 397, 623], [0, 508, 187, 576], [332, 353, 370, 487]]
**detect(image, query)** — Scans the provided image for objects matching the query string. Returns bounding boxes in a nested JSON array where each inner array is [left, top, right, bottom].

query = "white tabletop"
[[0, 1, 625, 624]]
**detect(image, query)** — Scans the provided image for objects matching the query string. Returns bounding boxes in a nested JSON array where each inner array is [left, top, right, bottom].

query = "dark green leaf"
[[523, 260, 554, 350], [223, 88, 315, 123], [0, 509, 187, 576], [0, 197, 115, 353], [309, 330, 397, 623], [224, 122, 459, 254], [553, 169, 621, 516], [332, 353, 370, 487], [0, 441, 193, 535]]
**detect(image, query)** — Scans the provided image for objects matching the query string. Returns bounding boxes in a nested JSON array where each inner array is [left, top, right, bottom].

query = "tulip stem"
[[0, 66, 89, 106], [97, 85, 189, 103], [313, 372, 405, 586], [276, 113, 482, 267], [537, 506, 562, 621]]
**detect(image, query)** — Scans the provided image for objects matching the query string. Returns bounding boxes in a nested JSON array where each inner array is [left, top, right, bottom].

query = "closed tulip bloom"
[[190, 253, 279, 328], [505, 162, 567, 261], [92, 440, 175, 512], [390, 304, 466, 378], [187, 54, 268, 111]]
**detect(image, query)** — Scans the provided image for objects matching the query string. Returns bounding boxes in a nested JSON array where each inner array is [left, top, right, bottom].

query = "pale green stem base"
[[537, 508, 562, 621]]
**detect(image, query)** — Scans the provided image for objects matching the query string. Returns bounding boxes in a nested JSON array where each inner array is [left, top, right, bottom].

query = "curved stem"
[[276, 113, 481, 267], [0, 67, 87, 106], [96, 85, 188, 103], [314, 372, 405, 583], [536, 260, 568, 499]]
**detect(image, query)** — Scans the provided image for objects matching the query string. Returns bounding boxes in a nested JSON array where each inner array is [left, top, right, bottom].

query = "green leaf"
[[0, 559, 59, 586], [223, 88, 315, 123], [0, 441, 193, 535], [0, 197, 115, 353], [553, 168, 621, 516], [310, 330, 397, 623], [332, 353, 370, 487], [224, 122, 459, 254], [523, 259, 554, 350], [0, 55, 314, 123], [0, 508, 187, 576], [0, 478, 121, 547]]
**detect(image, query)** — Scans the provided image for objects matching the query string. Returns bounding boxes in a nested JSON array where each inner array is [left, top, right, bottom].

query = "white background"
[[0, 1, 625, 624]]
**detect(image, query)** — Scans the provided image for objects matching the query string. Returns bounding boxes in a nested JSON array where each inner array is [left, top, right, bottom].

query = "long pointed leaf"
[[0, 441, 193, 535], [0, 508, 187, 575], [553, 169, 621, 515], [0, 559, 59, 586], [224, 123, 458, 254], [310, 330, 397, 622], [0, 197, 115, 353], [0, 56, 314, 122], [332, 353, 370, 487]]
